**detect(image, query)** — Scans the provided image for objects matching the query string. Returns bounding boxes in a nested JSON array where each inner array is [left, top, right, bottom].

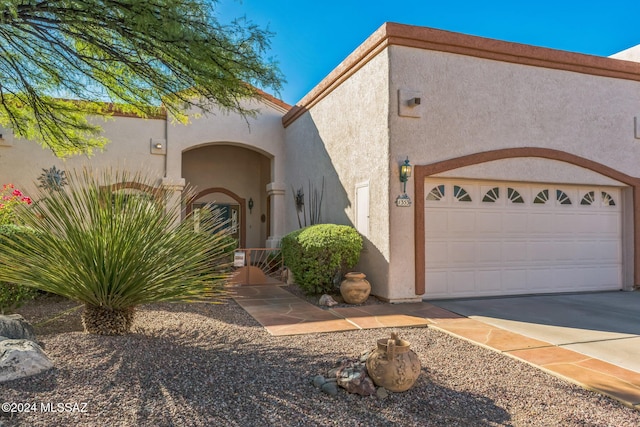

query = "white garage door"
[[424, 179, 622, 299]]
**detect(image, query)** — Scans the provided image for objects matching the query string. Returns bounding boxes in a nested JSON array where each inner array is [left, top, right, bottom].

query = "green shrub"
[[0, 225, 38, 314], [0, 282, 39, 315], [281, 224, 363, 295]]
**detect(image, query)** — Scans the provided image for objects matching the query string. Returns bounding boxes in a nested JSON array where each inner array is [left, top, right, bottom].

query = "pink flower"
[[12, 189, 22, 197], [21, 197, 32, 205]]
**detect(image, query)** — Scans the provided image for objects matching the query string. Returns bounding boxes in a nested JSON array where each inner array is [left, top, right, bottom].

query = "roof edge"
[[282, 22, 640, 127], [254, 88, 291, 113]]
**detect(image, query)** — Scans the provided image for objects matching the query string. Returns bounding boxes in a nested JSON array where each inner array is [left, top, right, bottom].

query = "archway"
[[182, 144, 271, 248]]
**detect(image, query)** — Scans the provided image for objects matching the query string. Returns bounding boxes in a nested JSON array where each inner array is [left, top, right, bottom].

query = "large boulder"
[[0, 339, 53, 382], [0, 314, 36, 341]]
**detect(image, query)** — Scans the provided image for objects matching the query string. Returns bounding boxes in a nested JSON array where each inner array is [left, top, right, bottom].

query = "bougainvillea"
[[0, 184, 32, 225]]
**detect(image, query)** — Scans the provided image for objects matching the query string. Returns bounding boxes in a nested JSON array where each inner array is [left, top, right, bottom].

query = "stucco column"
[[266, 182, 286, 248], [162, 177, 186, 227]]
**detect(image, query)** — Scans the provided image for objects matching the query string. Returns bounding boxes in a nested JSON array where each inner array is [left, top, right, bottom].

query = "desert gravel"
[[2, 295, 640, 427]]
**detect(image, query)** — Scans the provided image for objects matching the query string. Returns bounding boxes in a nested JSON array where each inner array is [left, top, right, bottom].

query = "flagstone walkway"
[[231, 284, 640, 409]]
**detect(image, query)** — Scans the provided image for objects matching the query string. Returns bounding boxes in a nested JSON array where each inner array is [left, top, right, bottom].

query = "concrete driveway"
[[431, 291, 640, 374]]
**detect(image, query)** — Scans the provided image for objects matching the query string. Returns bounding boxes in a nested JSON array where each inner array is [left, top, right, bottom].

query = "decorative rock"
[[318, 294, 338, 307], [312, 375, 326, 388], [0, 314, 36, 341], [321, 382, 339, 396], [335, 357, 376, 396], [376, 387, 389, 399], [0, 339, 53, 382]]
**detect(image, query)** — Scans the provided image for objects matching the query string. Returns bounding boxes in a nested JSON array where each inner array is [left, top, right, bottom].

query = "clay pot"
[[366, 332, 421, 392], [340, 272, 371, 304]]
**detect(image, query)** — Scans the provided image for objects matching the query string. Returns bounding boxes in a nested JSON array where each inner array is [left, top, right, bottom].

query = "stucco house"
[[3, 22, 640, 303]]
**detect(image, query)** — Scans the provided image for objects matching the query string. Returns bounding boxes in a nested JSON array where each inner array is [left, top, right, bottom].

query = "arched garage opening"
[[414, 148, 640, 298]]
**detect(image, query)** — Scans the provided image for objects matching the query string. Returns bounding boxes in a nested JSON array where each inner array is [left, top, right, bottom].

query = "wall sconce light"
[[150, 138, 166, 155], [408, 97, 421, 107], [248, 197, 254, 214], [399, 157, 412, 193]]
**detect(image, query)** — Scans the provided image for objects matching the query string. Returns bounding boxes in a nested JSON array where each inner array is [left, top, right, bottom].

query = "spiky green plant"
[[0, 169, 234, 335]]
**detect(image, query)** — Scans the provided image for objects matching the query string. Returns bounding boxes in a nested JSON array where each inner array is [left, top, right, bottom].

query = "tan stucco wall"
[[166, 98, 286, 183], [384, 45, 640, 300], [166, 98, 287, 244], [0, 116, 166, 197], [284, 52, 392, 297]]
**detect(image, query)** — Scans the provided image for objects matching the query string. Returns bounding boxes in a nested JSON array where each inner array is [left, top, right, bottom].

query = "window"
[[534, 189, 549, 204], [601, 191, 616, 206], [482, 187, 500, 203], [580, 191, 595, 206], [556, 190, 571, 205], [453, 185, 472, 202], [426, 185, 445, 201], [507, 188, 524, 204]]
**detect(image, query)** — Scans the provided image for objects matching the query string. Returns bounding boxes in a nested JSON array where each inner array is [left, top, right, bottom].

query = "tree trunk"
[[81, 304, 135, 335]]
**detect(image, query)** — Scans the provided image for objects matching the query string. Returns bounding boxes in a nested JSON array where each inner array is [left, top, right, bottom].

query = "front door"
[[193, 202, 241, 244]]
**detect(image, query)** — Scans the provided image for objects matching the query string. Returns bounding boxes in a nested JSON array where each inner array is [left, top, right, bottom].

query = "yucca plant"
[[0, 169, 234, 335]]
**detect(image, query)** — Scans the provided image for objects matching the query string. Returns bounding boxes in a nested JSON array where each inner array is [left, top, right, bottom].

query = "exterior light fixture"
[[154, 142, 163, 149], [400, 157, 412, 193], [248, 197, 254, 214]]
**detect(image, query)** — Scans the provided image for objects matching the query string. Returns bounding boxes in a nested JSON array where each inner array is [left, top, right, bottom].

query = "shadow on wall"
[[284, 115, 389, 297]]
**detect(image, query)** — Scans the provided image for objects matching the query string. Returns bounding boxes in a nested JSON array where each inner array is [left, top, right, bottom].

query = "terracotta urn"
[[339, 272, 371, 304], [366, 332, 421, 392]]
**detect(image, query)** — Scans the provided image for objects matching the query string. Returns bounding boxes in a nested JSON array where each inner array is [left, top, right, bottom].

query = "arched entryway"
[[182, 144, 272, 248]]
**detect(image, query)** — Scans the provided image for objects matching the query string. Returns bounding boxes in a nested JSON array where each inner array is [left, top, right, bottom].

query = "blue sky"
[[217, 0, 640, 105]]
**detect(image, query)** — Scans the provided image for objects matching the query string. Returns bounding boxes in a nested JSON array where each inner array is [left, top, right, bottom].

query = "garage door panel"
[[475, 270, 502, 293], [449, 241, 476, 264], [476, 241, 501, 263], [424, 179, 623, 298], [425, 241, 449, 267], [528, 241, 557, 262], [551, 241, 576, 261], [554, 213, 581, 234], [476, 212, 502, 233], [503, 213, 528, 234], [450, 271, 476, 293], [574, 241, 612, 261], [425, 211, 448, 235], [503, 241, 528, 262], [448, 211, 476, 233], [502, 270, 528, 291], [528, 213, 553, 234], [601, 214, 621, 234], [583, 266, 620, 288], [526, 269, 552, 290], [426, 271, 449, 295]]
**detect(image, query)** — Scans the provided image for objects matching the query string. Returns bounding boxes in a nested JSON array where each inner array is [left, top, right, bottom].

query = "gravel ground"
[[3, 295, 640, 427]]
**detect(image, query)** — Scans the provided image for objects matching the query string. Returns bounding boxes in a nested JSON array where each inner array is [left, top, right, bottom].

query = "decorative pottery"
[[340, 272, 371, 304], [366, 332, 421, 392]]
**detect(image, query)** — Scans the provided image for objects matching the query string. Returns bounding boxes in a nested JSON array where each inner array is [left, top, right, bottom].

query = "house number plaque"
[[395, 194, 412, 207]]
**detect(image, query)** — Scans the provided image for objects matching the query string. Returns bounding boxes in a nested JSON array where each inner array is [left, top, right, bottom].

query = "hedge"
[[281, 224, 362, 295], [0, 224, 39, 313]]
